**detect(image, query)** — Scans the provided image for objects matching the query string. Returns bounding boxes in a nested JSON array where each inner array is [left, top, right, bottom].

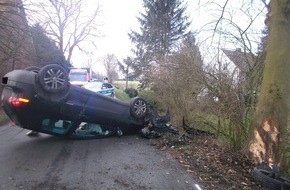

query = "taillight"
[[8, 97, 30, 108]]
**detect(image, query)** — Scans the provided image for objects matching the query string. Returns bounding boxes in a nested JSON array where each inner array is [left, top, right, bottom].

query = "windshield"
[[69, 73, 87, 82], [84, 82, 102, 88]]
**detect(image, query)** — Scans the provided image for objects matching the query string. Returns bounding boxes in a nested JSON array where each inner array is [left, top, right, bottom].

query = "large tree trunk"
[[247, 0, 290, 171]]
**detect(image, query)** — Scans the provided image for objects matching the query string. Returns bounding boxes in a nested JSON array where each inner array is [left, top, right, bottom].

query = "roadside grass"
[[188, 111, 250, 149], [114, 87, 131, 101], [138, 90, 165, 109], [113, 80, 141, 90], [136, 86, 249, 150], [113, 82, 248, 149]]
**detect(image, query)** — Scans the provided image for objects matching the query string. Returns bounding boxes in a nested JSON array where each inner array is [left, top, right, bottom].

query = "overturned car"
[[1, 64, 167, 139]]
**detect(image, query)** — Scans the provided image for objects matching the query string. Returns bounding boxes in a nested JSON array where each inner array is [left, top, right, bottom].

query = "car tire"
[[25, 66, 40, 73], [252, 167, 290, 190], [37, 64, 69, 93], [130, 97, 148, 119]]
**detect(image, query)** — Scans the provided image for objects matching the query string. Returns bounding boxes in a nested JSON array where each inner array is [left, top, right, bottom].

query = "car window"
[[103, 83, 112, 89], [40, 118, 114, 138], [71, 122, 114, 139], [41, 118, 73, 135]]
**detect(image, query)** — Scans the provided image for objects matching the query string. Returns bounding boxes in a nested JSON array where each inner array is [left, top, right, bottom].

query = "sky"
[[70, 0, 267, 74], [71, 0, 201, 72], [71, 0, 143, 72], [97, 0, 143, 59]]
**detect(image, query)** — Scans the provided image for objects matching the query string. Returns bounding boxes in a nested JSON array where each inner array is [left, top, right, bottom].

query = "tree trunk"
[[247, 0, 290, 171]]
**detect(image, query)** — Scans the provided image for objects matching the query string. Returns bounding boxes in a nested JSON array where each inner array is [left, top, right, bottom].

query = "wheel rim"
[[133, 99, 147, 116], [44, 68, 66, 89]]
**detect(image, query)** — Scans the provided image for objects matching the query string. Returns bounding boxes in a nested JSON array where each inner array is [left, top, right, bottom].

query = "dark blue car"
[[1, 64, 148, 139]]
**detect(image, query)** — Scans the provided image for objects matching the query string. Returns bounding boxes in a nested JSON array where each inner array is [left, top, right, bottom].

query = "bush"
[[138, 90, 163, 108], [115, 88, 131, 101], [124, 88, 138, 98]]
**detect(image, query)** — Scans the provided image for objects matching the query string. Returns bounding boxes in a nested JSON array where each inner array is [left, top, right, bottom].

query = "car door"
[[101, 83, 114, 96], [60, 86, 90, 120], [83, 91, 130, 127]]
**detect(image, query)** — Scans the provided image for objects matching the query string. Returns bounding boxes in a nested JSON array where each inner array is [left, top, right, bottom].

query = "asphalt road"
[[0, 123, 202, 190]]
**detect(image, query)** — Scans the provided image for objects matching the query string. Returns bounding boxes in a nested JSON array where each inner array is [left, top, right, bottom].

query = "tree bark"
[[247, 0, 290, 171]]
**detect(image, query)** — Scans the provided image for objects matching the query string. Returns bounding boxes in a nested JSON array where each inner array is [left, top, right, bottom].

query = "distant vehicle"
[[69, 67, 91, 86], [83, 81, 115, 97], [1, 64, 150, 139]]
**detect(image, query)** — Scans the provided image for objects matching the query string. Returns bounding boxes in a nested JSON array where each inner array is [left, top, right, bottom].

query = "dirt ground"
[[155, 133, 266, 190]]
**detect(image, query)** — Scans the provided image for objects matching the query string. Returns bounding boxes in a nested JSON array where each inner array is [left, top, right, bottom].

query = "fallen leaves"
[[157, 134, 265, 190]]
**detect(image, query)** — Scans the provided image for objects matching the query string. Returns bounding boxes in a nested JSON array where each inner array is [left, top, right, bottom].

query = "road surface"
[[0, 123, 202, 190]]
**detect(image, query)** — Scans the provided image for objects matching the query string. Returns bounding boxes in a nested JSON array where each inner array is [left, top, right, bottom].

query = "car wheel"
[[38, 64, 69, 93], [130, 97, 148, 119], [25, 66, 40, 73], [252, 167, 290, 190]]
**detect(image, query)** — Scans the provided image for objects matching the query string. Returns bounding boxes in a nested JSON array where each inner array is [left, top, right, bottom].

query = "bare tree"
[[118, 56, 137, 89], [103, 54, 119, 83], [142, 1, 266, 141], [24, 0, 101, 63], [149, 33, 204, 126], [81, 50, 97, 68]]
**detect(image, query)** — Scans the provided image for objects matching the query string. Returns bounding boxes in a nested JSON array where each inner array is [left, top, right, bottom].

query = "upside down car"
[[1, 64, 151, 139]]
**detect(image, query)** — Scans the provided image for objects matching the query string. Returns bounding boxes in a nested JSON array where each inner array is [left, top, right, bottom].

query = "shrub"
[[115, 88, 130, 101], [124, 88, 138, 98]]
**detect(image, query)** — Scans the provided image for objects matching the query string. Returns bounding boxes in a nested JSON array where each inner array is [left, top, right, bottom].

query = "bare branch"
[[25, 0, 102, 63], [211, 0, 229, 43]]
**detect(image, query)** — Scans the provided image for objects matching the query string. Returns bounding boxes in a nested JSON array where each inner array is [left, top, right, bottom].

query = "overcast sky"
[[70, 0, 267, 74], [71, 0, 143, 70], [72, 0, 203, 71], [94, 0, 143, 59]]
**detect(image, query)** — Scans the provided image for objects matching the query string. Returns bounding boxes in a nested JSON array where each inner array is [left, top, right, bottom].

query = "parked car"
[[83, 81, 115, 97], [1, 64, 149, 139]]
